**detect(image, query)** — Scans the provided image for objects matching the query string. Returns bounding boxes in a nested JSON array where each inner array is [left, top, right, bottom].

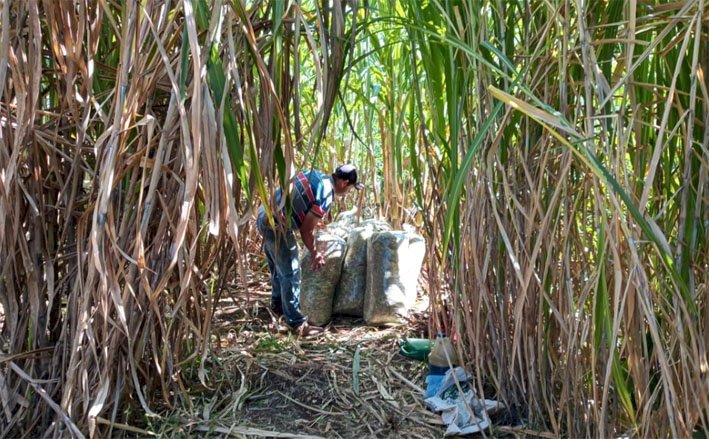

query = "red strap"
[[296, 172, 315, 203], [295, 172, 325, 219]]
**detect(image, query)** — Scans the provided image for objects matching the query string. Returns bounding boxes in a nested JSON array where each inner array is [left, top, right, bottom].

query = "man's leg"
[[263, 244, 283, 314], [257, 208, 282, 314], [273, 230, 307, 328]]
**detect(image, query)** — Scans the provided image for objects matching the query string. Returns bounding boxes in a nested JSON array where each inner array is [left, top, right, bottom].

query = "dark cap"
[[335, 164, 364, 190]]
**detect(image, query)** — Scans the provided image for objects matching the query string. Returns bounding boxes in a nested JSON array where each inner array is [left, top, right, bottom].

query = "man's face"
[[334, 179, 353, 195]]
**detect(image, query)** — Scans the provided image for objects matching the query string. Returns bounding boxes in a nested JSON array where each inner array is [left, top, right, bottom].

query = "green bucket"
[[399, 338, 432, 361]]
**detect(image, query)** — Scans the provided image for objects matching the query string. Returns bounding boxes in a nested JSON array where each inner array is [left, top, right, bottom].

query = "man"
[[256, 164, 364, 336]]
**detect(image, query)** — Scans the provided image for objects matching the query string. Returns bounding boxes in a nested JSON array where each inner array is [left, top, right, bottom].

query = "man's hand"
[[301, 212, 327, 271], [310, 251, 326, 271]]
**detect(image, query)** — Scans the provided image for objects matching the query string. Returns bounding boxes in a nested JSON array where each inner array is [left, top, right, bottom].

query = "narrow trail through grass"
[[154, 281, 444, 438]]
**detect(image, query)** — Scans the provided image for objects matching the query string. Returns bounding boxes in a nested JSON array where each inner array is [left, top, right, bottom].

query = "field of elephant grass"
[[1, 0, 707, 437]]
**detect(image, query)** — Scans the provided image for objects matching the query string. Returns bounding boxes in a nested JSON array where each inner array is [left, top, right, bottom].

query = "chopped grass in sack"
[[300, 233, 347, 326], [363, 231, 426, 325], [333, 221, 392, 316]]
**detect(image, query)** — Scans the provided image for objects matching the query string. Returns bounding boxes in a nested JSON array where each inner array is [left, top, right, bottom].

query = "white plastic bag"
[[424, 367, 503, 436]]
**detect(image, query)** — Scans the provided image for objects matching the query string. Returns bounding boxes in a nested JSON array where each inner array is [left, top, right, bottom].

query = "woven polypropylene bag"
[[300, 233, 347, 326], [332, 221, 392, 316], [363, 231, 426, 325], [332, 227, 374, 316]]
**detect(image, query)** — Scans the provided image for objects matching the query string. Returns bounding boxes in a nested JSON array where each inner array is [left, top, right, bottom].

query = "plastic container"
[[428, 333, 456, 375], [424, 333, 457, 398], [399, 338, 432, 361]]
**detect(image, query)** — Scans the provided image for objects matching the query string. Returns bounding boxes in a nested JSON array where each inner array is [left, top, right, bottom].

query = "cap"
[[335, 164, 364, 190]]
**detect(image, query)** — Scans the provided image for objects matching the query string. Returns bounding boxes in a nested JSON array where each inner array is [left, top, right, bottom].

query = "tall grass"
[[391, 0, 709, 436], [0, 0, 355, 435], [0, 0, 707, 436]]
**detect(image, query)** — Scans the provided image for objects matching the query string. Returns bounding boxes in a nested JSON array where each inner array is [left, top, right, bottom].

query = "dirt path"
[[177, 286, 443, 439]]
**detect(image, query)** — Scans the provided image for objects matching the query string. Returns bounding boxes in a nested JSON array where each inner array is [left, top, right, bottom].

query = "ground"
[[0, 235, 522, 438], [138, 230, 524, 439], [156, 268, 447, 439]]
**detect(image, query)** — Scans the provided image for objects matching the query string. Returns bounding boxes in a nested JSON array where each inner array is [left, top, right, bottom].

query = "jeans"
[[256, 206, 307, 328]]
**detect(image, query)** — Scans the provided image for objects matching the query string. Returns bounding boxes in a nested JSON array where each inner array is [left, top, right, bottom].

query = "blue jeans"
[[256, 206, 306, 328]]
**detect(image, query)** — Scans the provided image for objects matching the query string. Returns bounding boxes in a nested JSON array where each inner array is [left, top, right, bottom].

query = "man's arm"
[[300, 211, 326, 270]]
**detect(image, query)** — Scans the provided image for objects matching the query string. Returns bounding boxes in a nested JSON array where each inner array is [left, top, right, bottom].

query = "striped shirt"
[[276, 170, 334, 229]]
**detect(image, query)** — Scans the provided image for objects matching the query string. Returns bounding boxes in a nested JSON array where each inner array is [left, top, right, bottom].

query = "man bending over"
[[256, 164, 364, 336]]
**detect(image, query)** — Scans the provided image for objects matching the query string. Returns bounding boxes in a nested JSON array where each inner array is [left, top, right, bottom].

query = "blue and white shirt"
[[276, 170, 334, 229]]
